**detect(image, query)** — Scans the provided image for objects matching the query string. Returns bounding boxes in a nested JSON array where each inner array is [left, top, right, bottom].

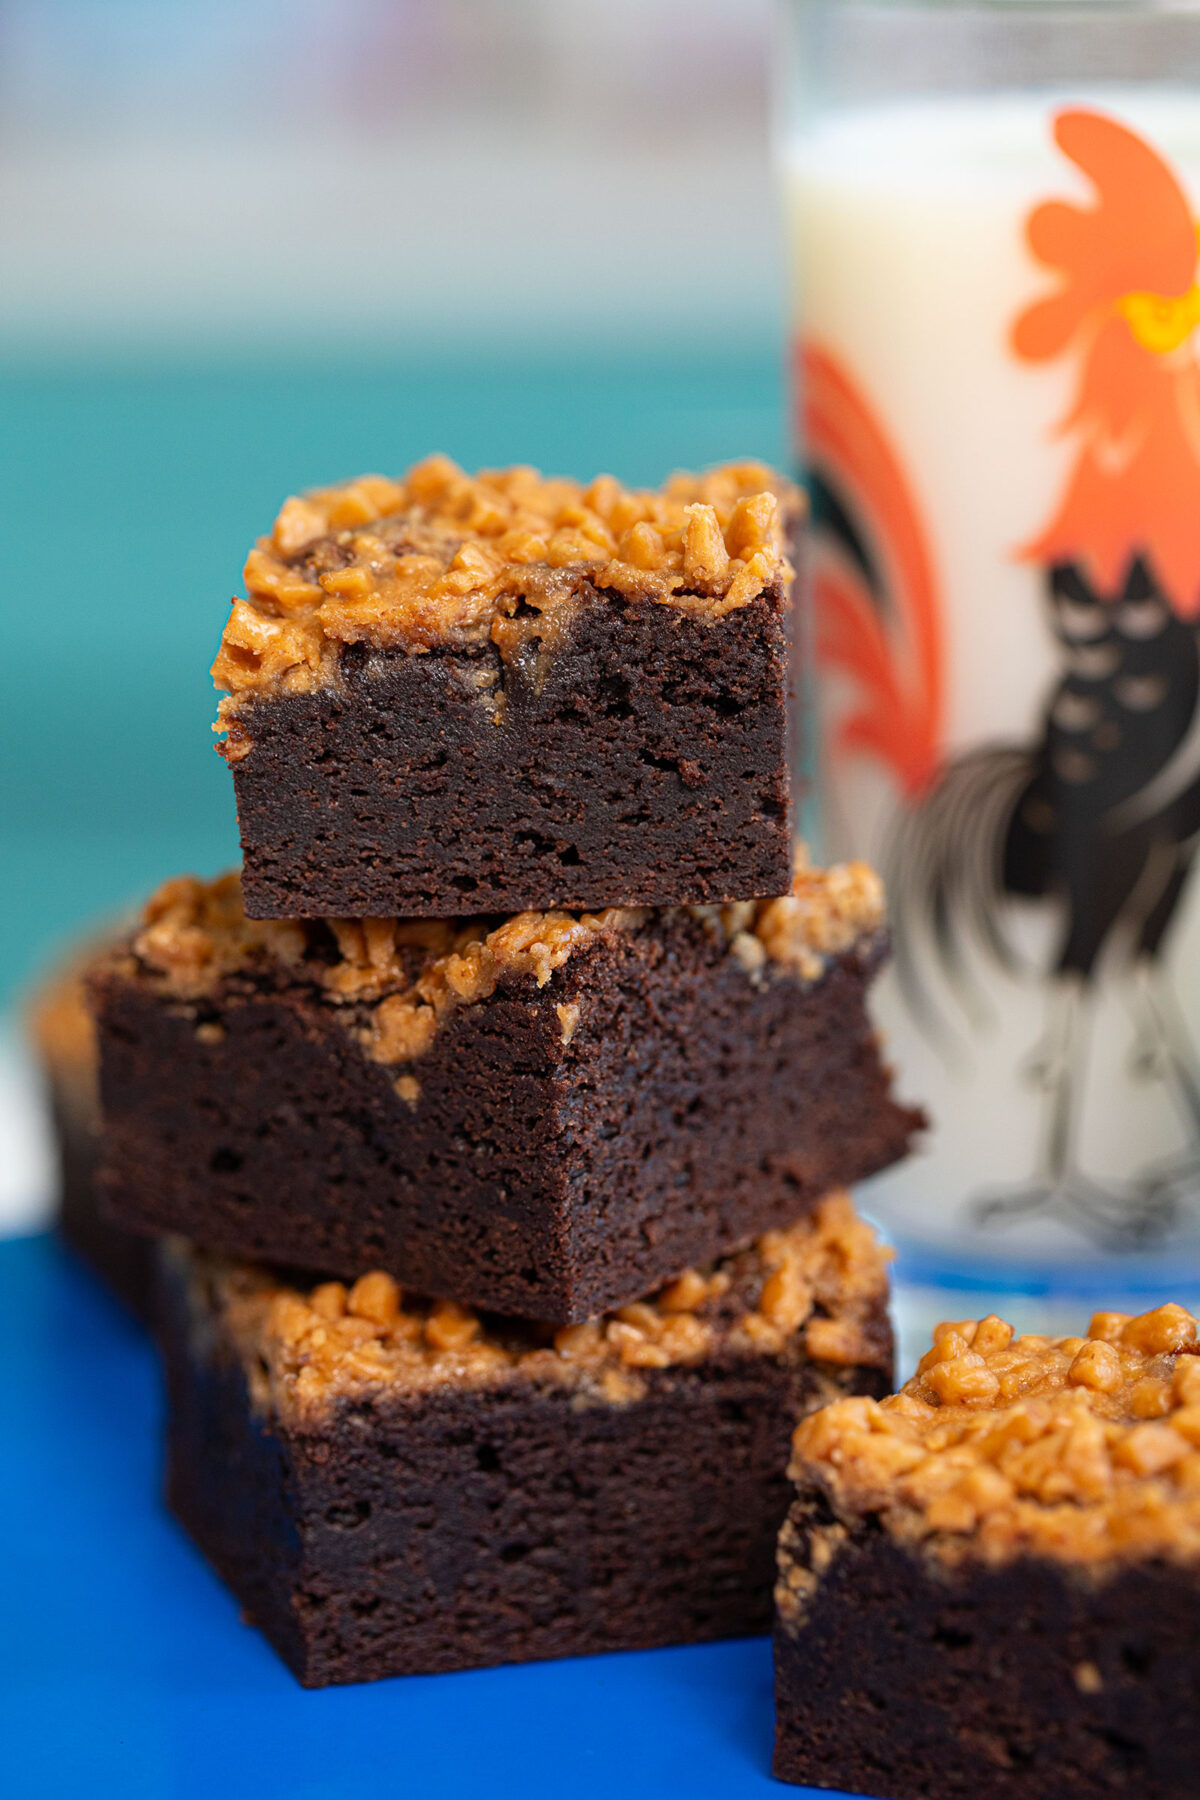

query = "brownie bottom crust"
[[773, 1496, 1200, 1800], [160, 1264, 890, 1687]]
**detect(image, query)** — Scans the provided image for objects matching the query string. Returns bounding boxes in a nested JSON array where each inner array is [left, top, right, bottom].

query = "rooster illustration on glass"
[[792, 103, 1200, 1259]]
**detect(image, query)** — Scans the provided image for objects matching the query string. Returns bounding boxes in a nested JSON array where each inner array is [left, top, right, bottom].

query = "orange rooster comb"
[[1014, 108, 1198, 362], [1013, 108, 1200, 618]]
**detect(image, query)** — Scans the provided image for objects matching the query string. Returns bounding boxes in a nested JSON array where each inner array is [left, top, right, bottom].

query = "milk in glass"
[[784, 86, 1200, 1282]]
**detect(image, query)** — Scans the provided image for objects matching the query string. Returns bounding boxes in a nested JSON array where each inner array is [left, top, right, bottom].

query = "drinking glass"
[[780, 0, 1200, 1324]]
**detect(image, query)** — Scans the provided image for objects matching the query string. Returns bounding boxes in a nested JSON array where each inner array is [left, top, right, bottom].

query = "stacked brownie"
[[161, 1192, 894, 1684], [776, 1303, 1200, 1800], [88, 455, 921, 1685]]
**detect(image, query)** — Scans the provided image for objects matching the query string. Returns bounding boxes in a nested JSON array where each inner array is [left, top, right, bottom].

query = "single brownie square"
[[774, 1303, 1200, 1800], [28, 950, 154, 1323], [159, 1191, 893, 1686], [92, 853, 921, 1324], [211, 457, 801, 919]]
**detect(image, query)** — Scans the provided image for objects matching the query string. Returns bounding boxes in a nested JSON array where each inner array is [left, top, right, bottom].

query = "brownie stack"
[[89, 456, 920, 1686]]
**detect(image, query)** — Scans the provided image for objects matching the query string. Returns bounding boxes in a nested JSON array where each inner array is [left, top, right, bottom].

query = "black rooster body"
[[1009, 560, 1200, 975], [809, 108, 1200, 1248], [890, 559, 1200, 1243]]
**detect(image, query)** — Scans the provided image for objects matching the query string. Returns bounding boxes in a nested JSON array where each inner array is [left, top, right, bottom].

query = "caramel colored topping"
[[205, 1191, 890, 1424], [691, 847, 885, 985], [790, 1304, 1200, 1567], [127, 871, 646, 1067], [122, 848, 885, 1073], [555, 1002, 581, 1045], [131, 873, 310, 996], [211, 458, 800, 712]]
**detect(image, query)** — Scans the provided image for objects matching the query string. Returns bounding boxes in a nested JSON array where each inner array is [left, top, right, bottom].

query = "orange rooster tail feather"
[[801, 341, 945, 797], [817, 572, 936, 798]]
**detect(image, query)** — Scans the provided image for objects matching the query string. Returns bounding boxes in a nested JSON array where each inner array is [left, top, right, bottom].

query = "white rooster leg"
[[971, 975, 1170, 1245], [1130, 962, 1200, 1218], [1020, 971, 1084, 1099]]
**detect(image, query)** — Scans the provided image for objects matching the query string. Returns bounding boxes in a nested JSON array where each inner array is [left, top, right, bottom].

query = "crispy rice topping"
[[789, 1305, 1200, 1567], [692, 850, 884, 987], [210, 457, 799, 727], [121, 849, 884, 1083], [193, 1192, 891, 1422]]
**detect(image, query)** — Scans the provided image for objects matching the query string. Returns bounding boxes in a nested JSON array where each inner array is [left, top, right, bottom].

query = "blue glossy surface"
[[0, 1233, 856, 1800]]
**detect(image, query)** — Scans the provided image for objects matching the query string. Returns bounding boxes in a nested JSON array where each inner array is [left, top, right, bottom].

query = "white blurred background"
[[0, 0, 781, 354]]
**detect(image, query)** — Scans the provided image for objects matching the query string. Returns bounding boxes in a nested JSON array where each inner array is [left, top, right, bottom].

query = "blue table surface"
[[0, 1232, 859, 1800]]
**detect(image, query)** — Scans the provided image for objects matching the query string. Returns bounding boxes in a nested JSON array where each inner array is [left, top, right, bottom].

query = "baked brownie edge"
[[94, 916, 920, 1320], [232, 590, 793, 918], [160, 1253, 892, 1687], [773, 1493, 1200, 1800], [556, 925, 919, 1318], [29, 961, 156, 1323]]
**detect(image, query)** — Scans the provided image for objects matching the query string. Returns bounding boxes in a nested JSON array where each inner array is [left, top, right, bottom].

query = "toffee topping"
[[121, 849, 885, 1079], [190, 1191, 891, 1421], [788, 1305, 1200, 1568], [211, 457, 800, 745]]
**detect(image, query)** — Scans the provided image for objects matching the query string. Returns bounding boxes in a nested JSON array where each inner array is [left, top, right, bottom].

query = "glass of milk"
[[781, 0, 1200, 1338]]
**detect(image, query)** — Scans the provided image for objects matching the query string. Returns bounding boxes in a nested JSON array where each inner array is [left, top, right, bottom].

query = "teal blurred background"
[[0, 0, 785, 1014], [1, 351, 786, 1009]]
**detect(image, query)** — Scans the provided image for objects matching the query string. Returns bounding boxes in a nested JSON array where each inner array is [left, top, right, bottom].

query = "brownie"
[[211, 457, 801, 918], [158, 1192, 894, 1686], [92, 855, 921, 1324], [27, 952, 155, 1323], [774, 1303, 1200, 1800]]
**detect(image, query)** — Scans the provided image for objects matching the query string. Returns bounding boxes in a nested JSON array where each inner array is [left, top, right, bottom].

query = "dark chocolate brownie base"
[[229, 590, 793, 918], [773, 1493, 1200, 1800], [52, 1084, 155, 1324], [160, 1258, 891, 1687], [95, 920, 920, 1323], [28, 969, 155, 1321]]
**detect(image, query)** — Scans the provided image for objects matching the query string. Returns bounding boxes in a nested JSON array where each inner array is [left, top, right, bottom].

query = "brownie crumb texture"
[[161, 1191, 894, 1687], [212, 456, 801, 731], [92, 850, 916, 1321]]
